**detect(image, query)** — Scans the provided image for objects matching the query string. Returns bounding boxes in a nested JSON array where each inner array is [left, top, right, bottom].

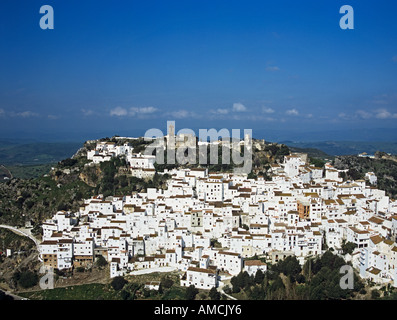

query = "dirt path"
[[0, 165, 12, 180]]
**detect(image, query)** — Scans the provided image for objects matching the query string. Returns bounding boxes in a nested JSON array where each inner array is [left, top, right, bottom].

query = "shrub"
[[58, 158, 78, 168], [95, 255, 108, 267], [359, 289, 366, 295], [209, 287, 221, 300], [111, 276, 128, 291], [185, 285, 199, 300], [371, 290, 380, 299], [161, 277, 174, 289], [120, 289, 130, 300], [18, 271, 38, 288]]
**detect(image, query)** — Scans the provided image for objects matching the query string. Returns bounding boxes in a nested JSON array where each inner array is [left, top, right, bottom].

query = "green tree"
[[111, 276, 128, 291], [58, 158, 78, 168], [269, 275, 285, 293], [95, 255, 108, 267], [231, 271, 254, 293], [230, 275, 241, 293], [306, 252, 361, 300], [249, 284, 266, 300], [209, 287, 221, 300], [247, 172, 257, 179], [341, 241, 357, 255], [371, 289, 380, 299], [296, 274, 306, 284], [309, 157, 326, 168], [120, 289, 130, 300], [17, 270, 38, 289], [185, 285, 199, 300], [273, 256, 301, 282], [254, 269, 265, 284], [161, 277, 174, 289], [158, 282, 164, 295], [347, 168, 362, 180]]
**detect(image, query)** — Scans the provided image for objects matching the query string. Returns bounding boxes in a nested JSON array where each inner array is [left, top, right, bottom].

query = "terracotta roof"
[[187, 267, 216, 274], [244, 260, 266, 266]]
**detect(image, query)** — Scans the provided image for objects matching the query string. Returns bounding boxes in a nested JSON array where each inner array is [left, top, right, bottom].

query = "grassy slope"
[[6, 163, 55, 180]]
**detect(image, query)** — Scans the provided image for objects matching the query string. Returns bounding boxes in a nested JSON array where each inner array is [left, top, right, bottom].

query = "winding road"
[[217, 286, 237, 300], [0, 224, 41, 254], [0, 289, 28, 300], [0, 224, 41, 300]]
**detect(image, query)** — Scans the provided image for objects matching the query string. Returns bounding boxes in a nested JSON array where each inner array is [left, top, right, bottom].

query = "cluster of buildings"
[[39, 143, 397, 290], [86, 140, 156, 179], [84, 123, 254, 180]]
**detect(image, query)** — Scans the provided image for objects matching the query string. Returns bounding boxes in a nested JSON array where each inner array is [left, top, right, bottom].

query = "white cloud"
[[231, 114, 243, 120], [0, 109, 39, 118], [266, 66, 280, 72], [141, 106, 158, 114], [210, 108, 229, 115], [372, 99, 388, 105], [47, 114, 60, 120], [335, 108, 397, 121], [209, 103, 248, 116], [13, 111, 39, 118], [286, 108, 299, 116], [355, 110, 372, 119], [262, 107, 275, 114], [392, 55, 397, 63], [375, 108, 397, 119], [264, 117, 276, 122], [338, 112, 348, 119], [245, 114, 276, 122], [210, 103, 247, 116], [110, 107, 128, 117], [375, 109, 390, 119], [232, 103, 247, 112], [130, 106, 158, 115], [169, 109, 197, 119], [110, 106, 159, 117], [82, 109, 94, 116]]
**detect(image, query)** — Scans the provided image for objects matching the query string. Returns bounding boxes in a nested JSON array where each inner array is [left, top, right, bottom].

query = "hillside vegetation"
[[224, 251, 397, 300], [333, 154, 397, 198]]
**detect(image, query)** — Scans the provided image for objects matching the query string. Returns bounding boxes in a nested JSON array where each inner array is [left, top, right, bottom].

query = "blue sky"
[[0, 0, 397, 142]]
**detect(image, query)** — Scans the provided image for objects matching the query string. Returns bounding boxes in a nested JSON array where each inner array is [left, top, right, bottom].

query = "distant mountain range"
[[280, 141, 397, 156], [0, 140, 83, 166], [0, 137, 396, 169]]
